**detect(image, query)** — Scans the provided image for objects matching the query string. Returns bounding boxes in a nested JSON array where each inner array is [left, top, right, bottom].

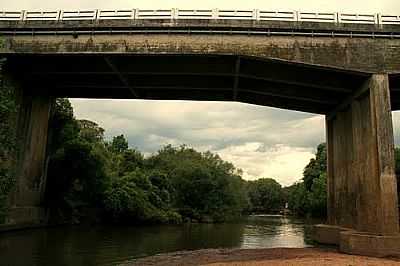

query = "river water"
[[0, 215, 319, 266]]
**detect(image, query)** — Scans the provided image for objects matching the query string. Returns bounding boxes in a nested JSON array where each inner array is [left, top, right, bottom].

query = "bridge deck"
[[1, 10, 400, 114]]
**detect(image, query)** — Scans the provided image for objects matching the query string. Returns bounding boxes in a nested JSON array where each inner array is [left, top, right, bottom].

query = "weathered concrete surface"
[[0, 19, 400, 73], [313, 224, 346, 245], [1, 34, 400, 73], [2, 18, 400, 31], [3, 82, 53, 226], [315, 74, 400, 257], [340, 231, 400, 257]]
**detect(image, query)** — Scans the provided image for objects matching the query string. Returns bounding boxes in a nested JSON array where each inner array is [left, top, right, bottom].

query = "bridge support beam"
[[6, 90, 52, 226], [314, 74, 400, 257]]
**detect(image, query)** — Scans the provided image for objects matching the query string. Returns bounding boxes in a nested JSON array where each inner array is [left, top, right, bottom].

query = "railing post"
[[376, 13, 383, 28], [212, 8, 219, 19], [131, 9, 136, 20], [56, 10, 62, 21], [171, 8, 178, 21], [20, 10, 26, 21], [134, 8, 139, 20], [94, 9, 99, 21], [294, 10, 300, 22], [253, 9, 259, 21], [336, 12, 341, 24]]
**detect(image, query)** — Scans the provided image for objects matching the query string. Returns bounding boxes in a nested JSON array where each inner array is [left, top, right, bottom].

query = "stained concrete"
[[315, 74, 400, 257]]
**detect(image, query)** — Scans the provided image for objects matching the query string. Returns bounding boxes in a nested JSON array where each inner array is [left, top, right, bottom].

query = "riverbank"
[[129, 248, 400, 265]]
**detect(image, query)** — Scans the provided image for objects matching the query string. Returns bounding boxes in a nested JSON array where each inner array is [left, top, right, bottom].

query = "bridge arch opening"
[[2, 53, 400, 257]]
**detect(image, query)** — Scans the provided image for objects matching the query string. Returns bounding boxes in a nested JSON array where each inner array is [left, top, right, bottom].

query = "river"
[[0, 215, 319, 266]]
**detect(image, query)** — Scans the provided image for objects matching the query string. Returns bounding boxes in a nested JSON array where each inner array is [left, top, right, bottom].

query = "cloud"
[[215, 143, 314, 186]]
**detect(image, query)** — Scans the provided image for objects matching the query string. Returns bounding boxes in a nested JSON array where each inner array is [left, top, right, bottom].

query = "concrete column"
[[314, 74, 400, 257], [6, 89, 53, 225]]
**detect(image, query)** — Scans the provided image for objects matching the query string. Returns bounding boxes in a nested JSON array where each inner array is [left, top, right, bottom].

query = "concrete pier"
[[314, 74, 400, 257]]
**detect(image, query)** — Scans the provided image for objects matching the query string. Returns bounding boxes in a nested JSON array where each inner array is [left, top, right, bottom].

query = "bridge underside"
[[2, 53, 400, 257], [7, 53, 385, 114]]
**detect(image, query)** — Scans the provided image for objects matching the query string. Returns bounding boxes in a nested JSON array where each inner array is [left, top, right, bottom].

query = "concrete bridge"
[[1, 8, 400, 257]]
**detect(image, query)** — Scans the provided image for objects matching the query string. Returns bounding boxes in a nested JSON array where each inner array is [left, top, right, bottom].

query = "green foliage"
[[110, 134, 129, 153], [303, 143, 326, 191], [0, 60, 16, 223], [286, 182, 310, 216], [77, 119, 105, 143], [286, 143, 327, 218], [118, 149, 145, 175], [45, 102, 250, 224], [146, 145, 247, 222], [103, 169, 181, 224], [308, 173, 327, 217], [247, 178, 284, 213], [45, 101, 111, 223]]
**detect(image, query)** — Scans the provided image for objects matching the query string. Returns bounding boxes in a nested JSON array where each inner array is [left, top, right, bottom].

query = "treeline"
[[3, 96, 400, 224], [45, 99, 290, 224], [44, 99, 326, 223]]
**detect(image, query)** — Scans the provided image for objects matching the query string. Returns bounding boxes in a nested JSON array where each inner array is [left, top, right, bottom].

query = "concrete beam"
[[104, 57, 139, 98]]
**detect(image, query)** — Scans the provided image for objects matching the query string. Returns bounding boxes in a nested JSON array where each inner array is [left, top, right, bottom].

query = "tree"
[[308, 173, 327, 217], [303, 143, 326, 191], [286, 182, 310, 216], [247, 178, 284, 213], [110, 134, 129, 153], [146, 145, 247, 222], [118, 149, 144, 176], [77, 119, 104, 143], [49, 98, 79, 152], [103, 169, 181, 224], [45, 100, 111, 223], [286, 143, 327, 218]]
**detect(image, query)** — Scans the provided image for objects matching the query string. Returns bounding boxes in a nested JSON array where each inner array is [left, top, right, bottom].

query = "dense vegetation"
[[41, 99, 325, 223], [285, 143, 327, 218], [246, 178, 284, 214], [0, 61, 16, 223], [3, 94, 400, 225], [42, 99, 251, 224]]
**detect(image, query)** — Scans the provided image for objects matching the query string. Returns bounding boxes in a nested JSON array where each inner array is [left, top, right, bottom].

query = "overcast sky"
[[3, 1, 400, 186]]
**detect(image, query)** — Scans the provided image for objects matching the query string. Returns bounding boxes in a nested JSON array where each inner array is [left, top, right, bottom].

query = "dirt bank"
[[129, 247, 400, 266]]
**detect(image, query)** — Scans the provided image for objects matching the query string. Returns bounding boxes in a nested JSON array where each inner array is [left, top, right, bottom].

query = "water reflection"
[[242, 215, 313, 248], [0, 215, 317, 266]]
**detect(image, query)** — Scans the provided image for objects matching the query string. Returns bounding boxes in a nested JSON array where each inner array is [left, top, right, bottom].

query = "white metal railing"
[[259, 11, 296, 21], [0, 9, 399, 25]]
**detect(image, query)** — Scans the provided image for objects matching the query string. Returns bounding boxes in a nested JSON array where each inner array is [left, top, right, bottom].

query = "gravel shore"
[[129, 247, 400, 266]]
